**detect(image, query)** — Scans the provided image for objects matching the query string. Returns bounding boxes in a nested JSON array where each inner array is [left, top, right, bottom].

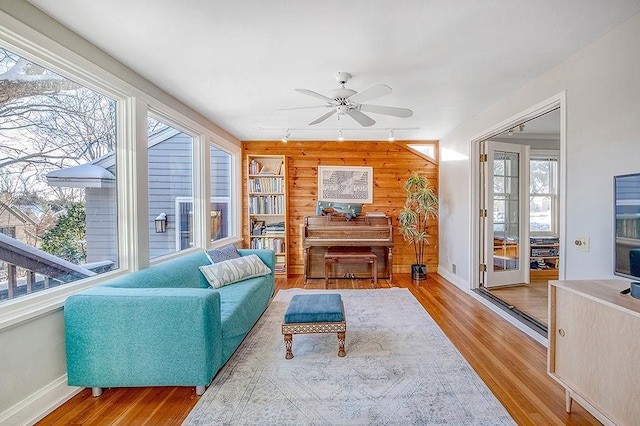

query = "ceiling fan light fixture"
[[289, 72, 413, 127], [388, 129, 395, 142]]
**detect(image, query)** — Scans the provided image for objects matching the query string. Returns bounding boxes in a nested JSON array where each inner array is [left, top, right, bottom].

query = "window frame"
[[529, 150, 559, 236], [0, 13, 242, 330]]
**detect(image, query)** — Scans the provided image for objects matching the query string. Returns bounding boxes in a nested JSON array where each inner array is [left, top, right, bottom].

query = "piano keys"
[[302, 215, 393, 283]]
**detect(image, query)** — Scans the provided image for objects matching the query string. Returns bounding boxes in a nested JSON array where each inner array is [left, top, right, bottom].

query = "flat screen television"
[[614, 172, 640, 280]]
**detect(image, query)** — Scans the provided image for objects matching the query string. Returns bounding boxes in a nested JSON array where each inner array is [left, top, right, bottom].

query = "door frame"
[[469, 92, 567, 291]]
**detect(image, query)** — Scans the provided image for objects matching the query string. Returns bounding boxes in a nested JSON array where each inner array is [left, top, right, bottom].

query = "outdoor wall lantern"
[[155, 212, 167, 233]]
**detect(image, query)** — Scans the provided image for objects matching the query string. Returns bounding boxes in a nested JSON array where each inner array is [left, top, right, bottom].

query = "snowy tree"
[[0, 47, 116, 210]]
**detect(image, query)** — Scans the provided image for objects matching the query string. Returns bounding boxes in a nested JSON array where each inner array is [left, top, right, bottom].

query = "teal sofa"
[[64, 249, 275, 396]]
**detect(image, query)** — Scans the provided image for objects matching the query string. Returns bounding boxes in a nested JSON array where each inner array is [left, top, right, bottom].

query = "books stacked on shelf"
[[249, 195, 285, 214], [274, 263, 286, 274], [250, 236, 285, 253], [248, 159, 284, 176], [248, 159, 263, 175], [249, 177, 284, 193], [250, 219, 264, 236], [264, 222, 285, 235]]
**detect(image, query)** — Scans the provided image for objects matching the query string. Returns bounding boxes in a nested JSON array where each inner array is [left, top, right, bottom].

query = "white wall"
[[439, 12, 640, 288]]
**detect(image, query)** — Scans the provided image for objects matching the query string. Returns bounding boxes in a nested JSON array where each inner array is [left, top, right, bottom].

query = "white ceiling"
[[28, 0, 640, 141]]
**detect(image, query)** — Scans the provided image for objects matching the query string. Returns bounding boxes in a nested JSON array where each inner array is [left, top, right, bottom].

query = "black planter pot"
[[411, 264, 427, 281]]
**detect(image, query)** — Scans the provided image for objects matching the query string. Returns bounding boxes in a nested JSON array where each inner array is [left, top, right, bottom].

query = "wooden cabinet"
[[246, 155, 287, 275], [548, 280, 640, 425]]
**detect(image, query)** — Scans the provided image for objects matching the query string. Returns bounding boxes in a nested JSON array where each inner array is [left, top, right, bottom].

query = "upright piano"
[[302, 215, 394, 283]]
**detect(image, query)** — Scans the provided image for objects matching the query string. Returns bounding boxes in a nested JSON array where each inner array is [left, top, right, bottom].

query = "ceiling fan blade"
[[295, 88, 335, 103], [360, 104, 414, 118], [277, 105, 331, 111], [309, 110, 337, 125], [347, 109, 376, 127], [348, 84, 392, 104]]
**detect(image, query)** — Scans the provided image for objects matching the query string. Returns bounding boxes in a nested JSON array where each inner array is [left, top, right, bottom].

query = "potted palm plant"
[[398, 171, 438, 280]]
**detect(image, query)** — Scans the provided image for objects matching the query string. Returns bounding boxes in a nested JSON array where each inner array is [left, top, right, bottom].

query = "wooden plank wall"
[[241, 141, 439, 276]]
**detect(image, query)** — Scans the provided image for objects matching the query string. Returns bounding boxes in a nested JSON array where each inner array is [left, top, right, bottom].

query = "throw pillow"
[[199, 254, 271, 288], [205, 244, 240, 264]]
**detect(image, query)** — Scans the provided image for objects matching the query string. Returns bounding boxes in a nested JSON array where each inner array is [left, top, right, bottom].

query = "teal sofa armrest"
[[65, 286, 222, 389]]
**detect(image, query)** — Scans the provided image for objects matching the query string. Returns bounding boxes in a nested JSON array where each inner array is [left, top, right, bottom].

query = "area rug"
[[183, 288, 515, 425]]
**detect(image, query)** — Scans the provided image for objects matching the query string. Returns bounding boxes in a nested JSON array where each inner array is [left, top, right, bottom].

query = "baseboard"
[[437, 265, 547, 346], [437, 266, 469, 291], [0, 375, 81, 426], [470, 290, 548, 346]]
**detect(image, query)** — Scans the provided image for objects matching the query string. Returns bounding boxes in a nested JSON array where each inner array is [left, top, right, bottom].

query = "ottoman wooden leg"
[[284, 333, 293, 359], [337, 331, 346, 357]]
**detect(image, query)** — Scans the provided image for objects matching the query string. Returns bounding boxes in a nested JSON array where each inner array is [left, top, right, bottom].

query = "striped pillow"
[[199, 254, 271, 288]]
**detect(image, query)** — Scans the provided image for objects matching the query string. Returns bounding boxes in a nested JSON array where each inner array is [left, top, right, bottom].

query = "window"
[[175, 197, 231, 249], [147, 116, 194, 259], [0, 46, 118, 303], [0, 227, 16, 238], [210, 145, 232, 242], [530, 152, 558, 235]]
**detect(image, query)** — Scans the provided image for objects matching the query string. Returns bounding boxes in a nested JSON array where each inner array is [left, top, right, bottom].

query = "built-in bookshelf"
[[247, 154, 287, 275]]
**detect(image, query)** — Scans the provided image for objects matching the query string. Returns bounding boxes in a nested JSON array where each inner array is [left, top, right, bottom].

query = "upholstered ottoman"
[[282, 294, 346, 359]]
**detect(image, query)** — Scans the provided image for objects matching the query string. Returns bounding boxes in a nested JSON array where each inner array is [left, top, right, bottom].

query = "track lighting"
[[388, 129, 395, 142], [281, 129, 290, 143], [337, 129, 344, 141], [507, 124, 525, 137]]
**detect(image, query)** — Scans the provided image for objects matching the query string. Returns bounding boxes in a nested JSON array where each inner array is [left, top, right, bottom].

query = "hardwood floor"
[[37, 274, 599, 425], [486, 278, 551, 326]]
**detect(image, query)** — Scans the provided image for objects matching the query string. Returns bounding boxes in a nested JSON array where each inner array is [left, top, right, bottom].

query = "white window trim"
[[0, 9, 243, 330]]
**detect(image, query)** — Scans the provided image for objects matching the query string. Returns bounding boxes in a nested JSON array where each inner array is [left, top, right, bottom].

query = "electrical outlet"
[[574, 236, 590, 252]]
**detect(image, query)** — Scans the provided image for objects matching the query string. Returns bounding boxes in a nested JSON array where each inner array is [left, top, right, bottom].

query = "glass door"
[[482, 140, 530, 288]]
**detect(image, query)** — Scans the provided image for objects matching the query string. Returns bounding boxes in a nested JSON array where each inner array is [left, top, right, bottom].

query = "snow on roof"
[[46, 163, 115, 188]]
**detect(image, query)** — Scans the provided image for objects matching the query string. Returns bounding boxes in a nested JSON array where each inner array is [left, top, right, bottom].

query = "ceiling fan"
[[284, 72, 413, 127]]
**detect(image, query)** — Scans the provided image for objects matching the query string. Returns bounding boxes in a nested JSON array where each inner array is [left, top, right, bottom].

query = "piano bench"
[[324, 250, 377, 289]]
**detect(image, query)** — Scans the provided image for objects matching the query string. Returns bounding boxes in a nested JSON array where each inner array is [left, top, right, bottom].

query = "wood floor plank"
[[37, 273, 600, 425]]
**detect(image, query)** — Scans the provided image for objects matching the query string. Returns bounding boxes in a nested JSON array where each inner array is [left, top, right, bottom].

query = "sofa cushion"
[[284, 294, 344, 323], [199, 254, 271, 289], [218, 275, 273, 362], [205, 244, 240, 264]]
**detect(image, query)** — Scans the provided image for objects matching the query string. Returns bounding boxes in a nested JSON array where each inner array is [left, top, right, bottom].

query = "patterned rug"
[[183, 288, 515, 425]]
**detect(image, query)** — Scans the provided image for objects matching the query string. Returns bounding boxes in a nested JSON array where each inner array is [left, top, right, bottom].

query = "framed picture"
[[318, 166, 373, 204], [251, 220, 265, 236]]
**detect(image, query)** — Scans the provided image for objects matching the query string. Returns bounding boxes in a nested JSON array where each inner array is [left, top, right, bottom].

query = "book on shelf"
[[365, 212, 386, 217]]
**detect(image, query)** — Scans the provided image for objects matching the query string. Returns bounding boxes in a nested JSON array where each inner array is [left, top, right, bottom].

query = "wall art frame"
[[318, 166, 373, 204]]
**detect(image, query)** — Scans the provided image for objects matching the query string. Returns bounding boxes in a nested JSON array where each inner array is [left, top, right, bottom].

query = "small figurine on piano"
[[317, 201, 361, 221]]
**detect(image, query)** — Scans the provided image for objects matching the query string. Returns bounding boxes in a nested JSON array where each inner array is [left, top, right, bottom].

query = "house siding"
[[85, 187, 117, 266]]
